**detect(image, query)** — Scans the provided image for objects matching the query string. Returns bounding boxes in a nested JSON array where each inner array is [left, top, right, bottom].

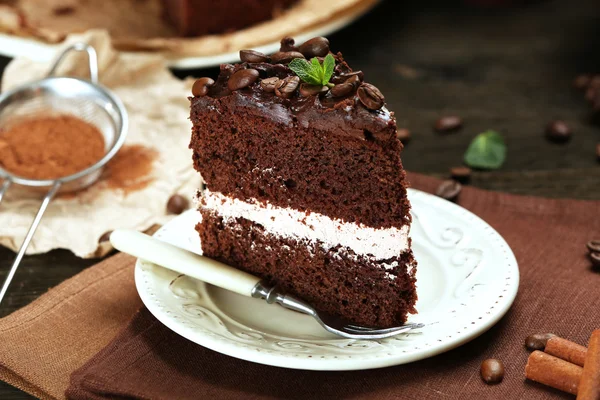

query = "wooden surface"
[[1, 0, 599, 398]]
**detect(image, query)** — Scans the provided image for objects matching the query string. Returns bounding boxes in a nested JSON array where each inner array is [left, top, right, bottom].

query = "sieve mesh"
[[0, 78, 119, 154]]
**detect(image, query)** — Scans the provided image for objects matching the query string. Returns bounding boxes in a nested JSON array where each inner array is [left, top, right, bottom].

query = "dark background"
[[1, 0, 599, 398]]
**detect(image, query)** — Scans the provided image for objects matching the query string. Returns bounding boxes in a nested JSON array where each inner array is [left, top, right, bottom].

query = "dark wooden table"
[[1, 0, 599, 398]]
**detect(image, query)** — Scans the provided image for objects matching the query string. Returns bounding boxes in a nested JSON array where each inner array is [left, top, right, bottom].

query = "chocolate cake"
[[189, 37, 417, 328], [162, 0, 299, 37]]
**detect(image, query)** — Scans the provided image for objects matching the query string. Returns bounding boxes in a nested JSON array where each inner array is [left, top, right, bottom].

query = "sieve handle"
[[0, 179, 12, 204], [47, 43, 99, 84], [0, 181, 62, 306]]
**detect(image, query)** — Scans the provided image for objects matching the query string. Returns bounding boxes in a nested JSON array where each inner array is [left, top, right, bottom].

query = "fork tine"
[[343, 323, 424, 335]]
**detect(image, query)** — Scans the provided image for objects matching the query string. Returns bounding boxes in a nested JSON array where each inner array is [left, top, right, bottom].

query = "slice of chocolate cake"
[[189, 37, 417, 328]]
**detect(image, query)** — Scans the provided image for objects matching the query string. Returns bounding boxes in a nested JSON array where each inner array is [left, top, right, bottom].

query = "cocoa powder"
[[0, 115, 105, 180], [102, 145, 157, 193]]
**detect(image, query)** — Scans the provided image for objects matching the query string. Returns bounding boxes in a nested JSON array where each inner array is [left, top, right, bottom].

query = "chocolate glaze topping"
[[191, 37, 396, 141]]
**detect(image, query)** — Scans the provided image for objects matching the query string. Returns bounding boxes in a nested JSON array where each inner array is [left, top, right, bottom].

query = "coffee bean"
[[450, 166, 472, 183], [192, 77, 215, 97], [98, 231, 112, 243], [271, 51, 305, 64], [228, 69, 259, 91], [357, 83, 385, 110], [545, 120, 571, 143], [331, 71, 364, 84], [587, 240, 600, 253], [590, 76, 600, 88], [240, 50, 270, 63], [396, 128, 411, 143], [480, 359, 504, 384], [275, 76, 300, 99], [298, 37, 330, 58], [299, 83, 328, 97], [435, 180, 461, 201], [586, 87, 597, 102], [346, 75, 361, 88], [434, 116, 462, 133], [591, 252, 600, 268], [167, 194, 189, 215], [260, 77, 280, 93], [331, 82, 354, 97], [279, 36, 297, 52], [525, 333, 556, 351], [574, 74, 592, 89]]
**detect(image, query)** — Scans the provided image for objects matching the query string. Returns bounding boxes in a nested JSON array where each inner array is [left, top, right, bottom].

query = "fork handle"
[[110, 230, 261, 296]]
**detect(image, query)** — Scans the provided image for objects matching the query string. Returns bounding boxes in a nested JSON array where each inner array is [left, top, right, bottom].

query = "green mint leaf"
[[322, 54, 335, 85], [311, 57, 323, 83], [463, 130, 506, 170], [289, 58, 322, 85], [289, 56, 336, 86]]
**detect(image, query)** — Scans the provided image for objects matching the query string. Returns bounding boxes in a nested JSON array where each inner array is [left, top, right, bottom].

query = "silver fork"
[[110, 230, 424, 340]]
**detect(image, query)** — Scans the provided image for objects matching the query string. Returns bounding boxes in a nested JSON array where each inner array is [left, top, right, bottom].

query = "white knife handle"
[[110, 229, 261, 297]]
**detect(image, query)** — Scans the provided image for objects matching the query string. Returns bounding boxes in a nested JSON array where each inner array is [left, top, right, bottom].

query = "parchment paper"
[[0, 30, 201, 258]]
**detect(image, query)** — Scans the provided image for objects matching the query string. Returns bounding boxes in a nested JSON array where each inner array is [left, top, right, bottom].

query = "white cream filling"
[[201, 190, 411, 260]]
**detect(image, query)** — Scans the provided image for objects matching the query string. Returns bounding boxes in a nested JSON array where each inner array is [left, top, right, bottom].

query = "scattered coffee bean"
[[299, 83, 328, 97], [357, 83, 385, 110], [435, 180, 462, 201], [279, 36, 297, 52], [167, 194, 189, 215], [587, 240, 600, 253], [331, 71, 364, 84], [574, 74, 592, 89], [98, 231, 112, 243], [271, 51, 305, 64], [396, 128, 411, 143], [434, 116, 463, 133], [450, 166, 472, 183], [298, 37, 330, 58], [228, 69, 259, 91], [275, 76, 300, 99], [260, 77, 280, 93], [525, 333, 556, 351], [591, 252, 600, 268], [239, 50, 270, 63], [590, 76, 600, 88], [586, 87, 597, 102], [545, 120, 571, 143], [192, 77, 215, 97], [331, 82, 355, 97], [480, 359, 504, 384]]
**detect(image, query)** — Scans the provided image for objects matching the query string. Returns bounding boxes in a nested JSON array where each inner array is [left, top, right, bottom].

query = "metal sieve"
[[0, 43, 128, 304]]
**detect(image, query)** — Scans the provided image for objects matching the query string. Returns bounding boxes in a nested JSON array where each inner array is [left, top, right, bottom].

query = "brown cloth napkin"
[[1, 173, 599, 400]]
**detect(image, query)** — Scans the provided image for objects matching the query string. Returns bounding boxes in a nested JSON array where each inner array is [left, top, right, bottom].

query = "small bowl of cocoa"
[[0, 42, 128, 303]]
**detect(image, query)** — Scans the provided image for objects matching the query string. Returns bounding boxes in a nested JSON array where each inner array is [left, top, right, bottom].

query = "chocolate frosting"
[[193, 47, 397, 142]]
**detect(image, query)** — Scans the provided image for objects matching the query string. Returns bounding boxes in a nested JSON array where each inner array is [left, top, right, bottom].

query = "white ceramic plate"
[[0, 1, 378, 69], [135, 188, 519, 371]]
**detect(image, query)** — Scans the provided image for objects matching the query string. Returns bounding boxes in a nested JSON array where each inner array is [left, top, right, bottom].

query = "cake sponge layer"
[[198, 209, 418, 328], [190, 93, 411, 230]]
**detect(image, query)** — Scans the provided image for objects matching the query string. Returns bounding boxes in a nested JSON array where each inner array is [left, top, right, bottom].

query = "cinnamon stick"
[[577, 330, 600, 400], [525, 350, 583, 395], [545, 336, 588, 367]]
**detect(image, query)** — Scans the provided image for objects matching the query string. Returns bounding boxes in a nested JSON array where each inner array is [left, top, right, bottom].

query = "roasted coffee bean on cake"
[[189, 36, 417, 328]]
